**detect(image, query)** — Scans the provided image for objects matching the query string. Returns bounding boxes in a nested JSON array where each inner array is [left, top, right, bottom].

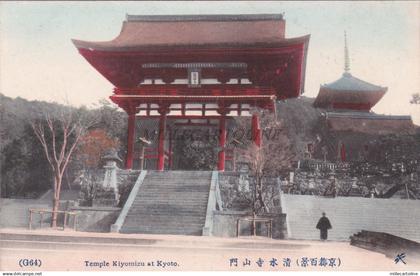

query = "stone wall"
[[69, 206, 121, 233], [281, 194, 420, 241]]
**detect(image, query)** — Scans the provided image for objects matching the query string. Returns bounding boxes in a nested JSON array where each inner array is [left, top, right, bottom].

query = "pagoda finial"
[[344, 31, 350, 74]]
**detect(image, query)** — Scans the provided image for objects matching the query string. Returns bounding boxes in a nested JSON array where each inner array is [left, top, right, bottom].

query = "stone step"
[[130, 206, 207, 212], [145, 176, 211, 180], [124, 221, 205, 227], [138, 190, 209, 194], [145, 176, 211, 179], [141, 183, 210, 186], [121, 216, 205, 224], [122, 221, 205, 227], [125, 213, 205, 219], [126, 213, 206, 219], [120, 228, 203, 235], [135, 197, 208, 202], [134, 196, 208, 201], [126, 210, 205, 216], [131, 204, 207, 209], [130, 204, 207, 210], [128, 205, 206, 211], [141, 187, 209, 191], [125, 212, 206, 218], [137, 191, 209, 195], [125, 215, 205, 220], [141, 183, 210, 188], [147, 171, 212, 174], [123, 219, 204, 225], [133, 197, 206, 202], [122, 226, 203, 232], [122, 223, 204, 229], [121, 226, 203, 233], [145, 179, 211, 182], [134, 195, 208, 204]]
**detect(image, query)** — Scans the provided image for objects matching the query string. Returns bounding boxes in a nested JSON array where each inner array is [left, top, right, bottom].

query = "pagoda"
[[73, 14, 310, 171], [312, 33, 414, 162], [313, 32, 387, 111]]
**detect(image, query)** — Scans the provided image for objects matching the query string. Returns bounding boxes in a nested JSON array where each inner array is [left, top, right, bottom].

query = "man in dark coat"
[[316, 212, 332, 240]]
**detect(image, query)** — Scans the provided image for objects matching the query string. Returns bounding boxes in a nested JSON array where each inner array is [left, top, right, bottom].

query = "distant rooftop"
[[326, 111, 411, 121]]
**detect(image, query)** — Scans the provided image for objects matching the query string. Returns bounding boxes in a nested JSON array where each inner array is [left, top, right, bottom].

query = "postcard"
[[1, 1, 419, 274]]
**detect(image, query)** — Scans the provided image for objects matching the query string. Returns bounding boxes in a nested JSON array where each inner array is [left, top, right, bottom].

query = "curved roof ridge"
[[125, 13, 284, 22]]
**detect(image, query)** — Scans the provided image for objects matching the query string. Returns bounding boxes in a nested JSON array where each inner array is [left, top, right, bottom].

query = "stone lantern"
[[102, 150, 122, 203]]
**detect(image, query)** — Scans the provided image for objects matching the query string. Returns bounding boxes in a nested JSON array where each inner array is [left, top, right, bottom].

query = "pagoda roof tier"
[[72, 14, 310, 99], [321, 72, 387, 92], [314, 73, 387, 111]]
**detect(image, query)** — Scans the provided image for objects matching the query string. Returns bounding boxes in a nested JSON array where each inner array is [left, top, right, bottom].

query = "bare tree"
[[235, 109, 296, 216], [31, 107, 92, 227]]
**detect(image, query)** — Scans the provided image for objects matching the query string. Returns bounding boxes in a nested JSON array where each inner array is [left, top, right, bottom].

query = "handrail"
[[215, 172, 224, 211], [237, 217, 272, 238], [111, 170, 147, 233], [28, 209, 78, 231], [279, 189, 291, 239], [202, 171, 218, 236]]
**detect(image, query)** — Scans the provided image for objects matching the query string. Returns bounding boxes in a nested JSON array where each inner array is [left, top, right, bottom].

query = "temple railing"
[[111, 170, 147, 233], [28, 209, 78, 231], [202, 171, 222, 236], [298, 159, 350, 171], [215, 172, 224, 211]]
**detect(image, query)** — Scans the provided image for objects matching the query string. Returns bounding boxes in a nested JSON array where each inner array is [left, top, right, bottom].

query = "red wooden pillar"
[[251, 113, 261, 147], [218, 114, 227, 171], [340, 143, 346, 162], [126, 112, 136, 169], [157, 107, 167, 171], [168, 126, 173, 170]]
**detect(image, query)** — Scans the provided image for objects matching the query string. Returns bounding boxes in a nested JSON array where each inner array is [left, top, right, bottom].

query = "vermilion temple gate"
[[73, 14, 309, 171]]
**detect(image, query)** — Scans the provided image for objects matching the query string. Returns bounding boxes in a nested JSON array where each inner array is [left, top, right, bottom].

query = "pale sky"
[[1, 1, 419, 124]]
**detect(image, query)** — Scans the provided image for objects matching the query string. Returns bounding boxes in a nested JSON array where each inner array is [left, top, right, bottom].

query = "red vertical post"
[[218, 114, 226, 171], [157, 109, 167, 171], [340, 143, 346, 162], [126, 112, 136, 169], [252, 113, 261, 147], [168, 126, 173, 170]]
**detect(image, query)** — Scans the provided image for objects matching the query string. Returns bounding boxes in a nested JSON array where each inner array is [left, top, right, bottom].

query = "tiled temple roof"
[[321, 72, 387, 92]]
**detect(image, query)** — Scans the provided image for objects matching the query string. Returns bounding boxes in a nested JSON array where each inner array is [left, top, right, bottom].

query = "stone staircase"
[[120, 171, 212, 235], [281, 194, 420, 242]]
